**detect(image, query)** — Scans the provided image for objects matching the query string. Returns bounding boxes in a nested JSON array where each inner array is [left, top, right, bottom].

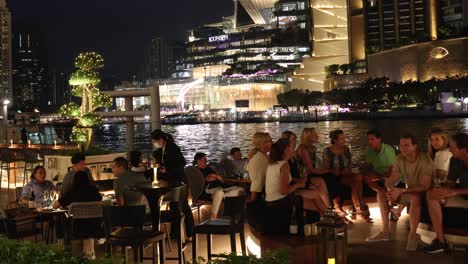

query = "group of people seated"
[[16, 127, 468, 257], [363, 128, 468, 254], [245, 129, 372, 224], [243, 127, 468, 254]]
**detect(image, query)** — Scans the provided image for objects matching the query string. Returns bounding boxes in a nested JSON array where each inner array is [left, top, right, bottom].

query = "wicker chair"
[[184, 166, 212, 223], [64, 201, 104, 251]]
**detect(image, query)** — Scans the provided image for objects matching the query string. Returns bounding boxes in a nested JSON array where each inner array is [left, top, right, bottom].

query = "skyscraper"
[[364, 0, 437, 52], [0, 0, 12, 103], [12, 23, 48, 109], [143, 37, 172, 80]]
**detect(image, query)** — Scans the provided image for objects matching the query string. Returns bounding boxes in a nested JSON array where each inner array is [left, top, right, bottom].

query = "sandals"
[[350, 204, 374, 223]]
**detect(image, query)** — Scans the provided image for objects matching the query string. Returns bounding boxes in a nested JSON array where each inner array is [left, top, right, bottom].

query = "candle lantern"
[[317, 207, 347, 264]]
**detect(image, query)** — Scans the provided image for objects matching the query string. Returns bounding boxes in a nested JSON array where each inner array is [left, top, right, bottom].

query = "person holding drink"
[[20, 165, 56, 207], [424, 133, 468, 253]]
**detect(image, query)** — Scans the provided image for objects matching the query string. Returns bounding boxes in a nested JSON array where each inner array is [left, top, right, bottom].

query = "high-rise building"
[[0, 0, 12, 103], [143, 37, 173, 80], [364, 0, 437, 52], [184, 0, 312, 72], [50, 71, 71, 106], [439, 0, 468, 35], [12, 24, 48, 109]]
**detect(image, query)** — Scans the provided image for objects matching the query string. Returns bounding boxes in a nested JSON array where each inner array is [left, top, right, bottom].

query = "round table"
[[128, 183, 170, 232]]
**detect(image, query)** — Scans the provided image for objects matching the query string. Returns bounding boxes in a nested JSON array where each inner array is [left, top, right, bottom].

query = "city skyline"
[[8, 0, 233, 80]]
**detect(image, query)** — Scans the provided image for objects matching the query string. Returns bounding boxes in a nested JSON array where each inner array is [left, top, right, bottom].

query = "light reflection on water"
[[93, 118, 468, 164]]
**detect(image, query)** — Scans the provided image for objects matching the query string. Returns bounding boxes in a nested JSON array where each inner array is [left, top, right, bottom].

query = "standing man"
[[361, 130, 396, 225], [112, 157, 148, 206], [424, 133, 468, 253], [61, 153, 94, 196], [366, 134, 432, 251]]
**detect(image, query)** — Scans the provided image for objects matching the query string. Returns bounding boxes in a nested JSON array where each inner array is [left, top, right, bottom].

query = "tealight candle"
[[327, 258, 335, 264]]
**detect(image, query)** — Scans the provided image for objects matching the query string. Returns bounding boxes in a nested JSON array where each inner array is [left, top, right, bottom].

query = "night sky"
[[8, 0, 233, 80]]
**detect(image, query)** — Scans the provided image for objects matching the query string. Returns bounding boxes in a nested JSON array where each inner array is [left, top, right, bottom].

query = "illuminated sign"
[[209, 35, 229, 42]]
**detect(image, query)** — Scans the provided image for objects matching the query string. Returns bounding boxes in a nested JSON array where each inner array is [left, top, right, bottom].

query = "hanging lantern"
[[317, 207, 347, 264]]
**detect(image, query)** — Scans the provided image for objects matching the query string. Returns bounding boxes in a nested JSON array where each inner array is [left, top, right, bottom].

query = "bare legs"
[[408, 193, 422, 240], [426, 189, 445, 242]]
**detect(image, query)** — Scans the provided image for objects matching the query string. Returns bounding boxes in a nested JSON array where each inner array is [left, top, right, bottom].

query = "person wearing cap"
[[61, 153, 94, 196]]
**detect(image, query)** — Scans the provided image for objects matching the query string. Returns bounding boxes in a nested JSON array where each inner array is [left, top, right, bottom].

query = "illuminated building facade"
[[149, 0, 310, 111], [0, 0, 12, 103], [364, 0, 435, 52], [184, 0, 312, 71], [292, 0, 366, 91]]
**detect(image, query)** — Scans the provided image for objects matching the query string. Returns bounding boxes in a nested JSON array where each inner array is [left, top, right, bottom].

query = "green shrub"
[[188, 248, 291, 264], [0, 236, 112, 264]]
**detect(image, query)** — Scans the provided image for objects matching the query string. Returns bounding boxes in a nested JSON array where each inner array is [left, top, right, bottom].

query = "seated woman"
[[292, 128, 332, 207], [323, 129, 371, 222], [246, 132, 272, 200], [53, 171, 102, 260], [129, 150, 153, 181], [265, 138, 329, 233], [193, 152, 245, 219], [20, 165, 56, 206]]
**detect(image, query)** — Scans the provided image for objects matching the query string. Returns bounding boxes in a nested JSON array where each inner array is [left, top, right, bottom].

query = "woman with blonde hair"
[[246, 132, 272, 200], [428, 127, 452, 183], [391, 127, 452, 221], [296, 128, 332, 202]]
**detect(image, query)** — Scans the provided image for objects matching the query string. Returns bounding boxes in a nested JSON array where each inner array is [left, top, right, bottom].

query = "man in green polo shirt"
[[361, 130, 396, 240]]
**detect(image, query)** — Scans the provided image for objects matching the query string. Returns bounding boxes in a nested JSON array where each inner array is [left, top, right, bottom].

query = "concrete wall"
[[367, 37, 468, 83]]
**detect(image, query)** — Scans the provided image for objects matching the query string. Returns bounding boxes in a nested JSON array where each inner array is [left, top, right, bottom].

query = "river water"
[[93, 118, 468, 164]]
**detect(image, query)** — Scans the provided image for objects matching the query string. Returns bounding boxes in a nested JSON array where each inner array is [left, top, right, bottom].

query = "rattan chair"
[[64, 201, 104, 251]]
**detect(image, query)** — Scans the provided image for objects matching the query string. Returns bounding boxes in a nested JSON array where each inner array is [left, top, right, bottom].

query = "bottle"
[[28, 190, 35, 208], [289, 207, 298, 235]]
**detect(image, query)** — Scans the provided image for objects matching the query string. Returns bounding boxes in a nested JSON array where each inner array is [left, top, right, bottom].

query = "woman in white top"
[[246, 132, 272, 200], [265, 138, 328, 214], [428, 127, 452, 184], [391, 127, 452, 221]]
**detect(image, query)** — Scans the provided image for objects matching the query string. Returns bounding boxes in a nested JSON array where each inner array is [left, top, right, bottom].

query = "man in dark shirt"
[[425, 133, 468, 254], [112, 157, 148, 206], [62, 153, 94, 196]]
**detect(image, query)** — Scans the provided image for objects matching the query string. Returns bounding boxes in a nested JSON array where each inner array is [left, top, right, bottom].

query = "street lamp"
[[3, 99, 10, 143]]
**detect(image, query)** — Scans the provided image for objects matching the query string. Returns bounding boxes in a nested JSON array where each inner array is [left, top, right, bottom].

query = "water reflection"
[[93, 118, 468, 164]]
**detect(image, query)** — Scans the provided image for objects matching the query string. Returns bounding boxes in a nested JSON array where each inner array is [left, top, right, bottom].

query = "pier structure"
[[98, 86, 161, 152]]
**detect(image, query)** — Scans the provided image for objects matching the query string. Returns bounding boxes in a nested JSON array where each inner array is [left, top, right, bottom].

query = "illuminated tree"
[[59, 52, 112, 152]]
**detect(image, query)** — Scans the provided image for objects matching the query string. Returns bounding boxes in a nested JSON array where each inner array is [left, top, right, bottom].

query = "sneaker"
[[424, 239, 447, 254], [365, 232, 390, 242], [406, 236, 418, 251]]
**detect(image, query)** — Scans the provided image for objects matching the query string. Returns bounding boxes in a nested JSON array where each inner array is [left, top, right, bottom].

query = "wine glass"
[[43, 190, 49, 202]]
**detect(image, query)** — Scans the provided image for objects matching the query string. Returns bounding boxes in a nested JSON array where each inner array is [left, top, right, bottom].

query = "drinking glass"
[[43, 190, 49, 201]]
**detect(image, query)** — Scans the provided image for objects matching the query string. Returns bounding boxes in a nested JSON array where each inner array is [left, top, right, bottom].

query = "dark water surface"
[[93, 118, 468, 164]]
